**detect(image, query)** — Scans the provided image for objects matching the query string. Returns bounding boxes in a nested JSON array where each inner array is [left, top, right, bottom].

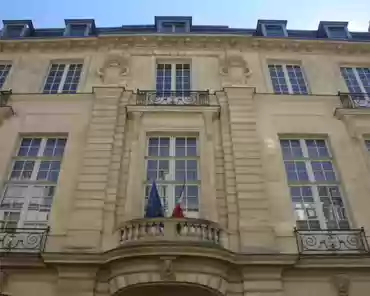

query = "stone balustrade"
[[119, 218, 223, 247]]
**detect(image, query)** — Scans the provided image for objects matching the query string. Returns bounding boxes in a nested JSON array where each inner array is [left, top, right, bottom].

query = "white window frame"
[[145, 135, 200, 218], [0, 137, 66, 230], [0, 63, 12, 89], [268, 63, 309, 95], [341, 67, 370, 95], [43, 62, 83, 94], [156, 62, 191, 91], [281, 138, 349, 230]]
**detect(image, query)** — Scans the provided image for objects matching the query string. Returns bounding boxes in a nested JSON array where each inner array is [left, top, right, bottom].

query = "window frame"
[[145, 135, 200, 218], [0, 63, 12, 89], [42, 62, 83, 94], [0, 136, 67, 230], [262, 24, 287, 37], [268, 63, 310, 95], [66, 24, 89, 37], [325, 25, 351, 39], [155, 62, 192, 92], [280, 138, 350, 230]]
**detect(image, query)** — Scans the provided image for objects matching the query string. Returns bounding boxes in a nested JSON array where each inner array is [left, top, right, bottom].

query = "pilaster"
[[56, 267, 98, 296], [222, 86, 276, 252], [65, 87, 124, 251]]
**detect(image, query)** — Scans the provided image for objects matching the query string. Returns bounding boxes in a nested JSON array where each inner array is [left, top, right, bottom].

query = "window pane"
[[286, 65, 308, 95], [0, 64, 12, 89], [269, 65, 289, 94], [43, 64, 65, 94]]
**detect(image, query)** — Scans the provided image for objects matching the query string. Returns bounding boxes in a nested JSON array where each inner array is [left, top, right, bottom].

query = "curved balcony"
[[119, 218, 223, 247]]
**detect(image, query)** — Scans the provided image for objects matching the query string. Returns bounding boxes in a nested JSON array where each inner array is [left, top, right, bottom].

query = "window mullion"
[[171, 64, 176, 91], [282, 65, 292, 94], [59, 64, 69, 93]]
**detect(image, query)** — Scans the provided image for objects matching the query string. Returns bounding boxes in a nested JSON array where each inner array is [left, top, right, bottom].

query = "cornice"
[[1, 35, 370, 55]]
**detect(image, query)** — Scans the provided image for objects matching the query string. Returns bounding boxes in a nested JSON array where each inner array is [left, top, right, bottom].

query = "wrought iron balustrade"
[[294, 227, 369, 254], [339, 92, 370, 109], [0, 227, 49, 253], [120, 218, 223, 246], [136, 90, 210, 106]]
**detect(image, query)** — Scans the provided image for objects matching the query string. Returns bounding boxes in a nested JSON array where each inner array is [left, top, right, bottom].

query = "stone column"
[[65, 87, 124, 251], [56, 267, 98, 296], [222, 86, 275, 252]]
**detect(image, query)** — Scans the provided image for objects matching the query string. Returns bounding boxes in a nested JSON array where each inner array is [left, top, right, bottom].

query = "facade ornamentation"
[[332, 274, 350, 296], [97, 52, 130, 86], [160, 257, 176, 281], [219, 52, 252, 86]]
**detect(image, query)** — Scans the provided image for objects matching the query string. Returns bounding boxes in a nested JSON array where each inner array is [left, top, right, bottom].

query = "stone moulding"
[[1, 35, 370, 55]]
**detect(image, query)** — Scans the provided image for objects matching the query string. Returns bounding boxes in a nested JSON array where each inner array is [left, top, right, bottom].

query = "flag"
[[145, 181, 164, 218], [172, 181, 185, 218]]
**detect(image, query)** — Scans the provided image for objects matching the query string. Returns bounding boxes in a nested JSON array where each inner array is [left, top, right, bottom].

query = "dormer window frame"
[[257, 20, 288, 37], [1, 20, 34, 38], [155, 17, 192, 33], [325, 25, 351, 39], [64, 19, 95, 37]]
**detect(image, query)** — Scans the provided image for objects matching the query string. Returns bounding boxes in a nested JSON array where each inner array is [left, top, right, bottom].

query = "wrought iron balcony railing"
[[294, 227, 370, 254], [136, 90, 210, 106], [0, 227, 49, 253], [339, 92, 370, 109], [120, 218, 223, 247]]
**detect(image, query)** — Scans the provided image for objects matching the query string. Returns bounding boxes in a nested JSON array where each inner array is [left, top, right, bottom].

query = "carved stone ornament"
[[97, 52, 130, 86], [160, 257, 176, 281], [332, 274, 350, 296], [219, 52, 252, 86]]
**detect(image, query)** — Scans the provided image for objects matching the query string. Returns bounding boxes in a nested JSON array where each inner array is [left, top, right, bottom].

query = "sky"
[[0, 0, 369, 31]]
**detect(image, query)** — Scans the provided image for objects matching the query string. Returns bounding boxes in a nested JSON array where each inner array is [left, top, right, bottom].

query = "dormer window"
[[256, 20, 288, 37], [69, 24, 88, 36], [318, 21, 351, 40], [264, 24, 286, 37], [155, 16, 192, 33], [1, 20, 34, 38], [6, 25, 25, 37], [64, 19, 95, 37], [327, 26, 349, 39], [162, 22, 186, 33]]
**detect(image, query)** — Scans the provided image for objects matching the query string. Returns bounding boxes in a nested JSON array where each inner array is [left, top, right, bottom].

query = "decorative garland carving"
[[97, 52, 130, 85], [219, 52, 252, 86]]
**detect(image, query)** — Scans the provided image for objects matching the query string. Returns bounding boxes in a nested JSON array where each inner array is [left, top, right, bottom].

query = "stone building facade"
[[0, 17, 370, 296]]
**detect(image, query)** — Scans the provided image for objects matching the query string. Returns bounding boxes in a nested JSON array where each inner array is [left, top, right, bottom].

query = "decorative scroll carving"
[[160, 257, 176, 281], [97, 52, 130, 85], [219, 52, 252, 86], [332, 274, 350, 296]]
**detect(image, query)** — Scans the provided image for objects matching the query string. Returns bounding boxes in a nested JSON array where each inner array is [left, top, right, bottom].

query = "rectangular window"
[[69, 24, 88, 37], [280, 138, 349, 230], [5, 25, 25, 38], [155, 63, 191, 103], [264, 24, 285, 37], [145, 136, 200, 218], [268, 64, 309, 95], [161, 22, 187, 33], [327, 27, 348, 39], [0, 64, 12, 89], [43, 63, 83, 94], [0, 137, 67, 230], [341, 67, 370, 106]]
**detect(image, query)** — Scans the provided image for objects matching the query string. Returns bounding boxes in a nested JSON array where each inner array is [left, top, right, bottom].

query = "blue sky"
[[1, 0, 369, 31]]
